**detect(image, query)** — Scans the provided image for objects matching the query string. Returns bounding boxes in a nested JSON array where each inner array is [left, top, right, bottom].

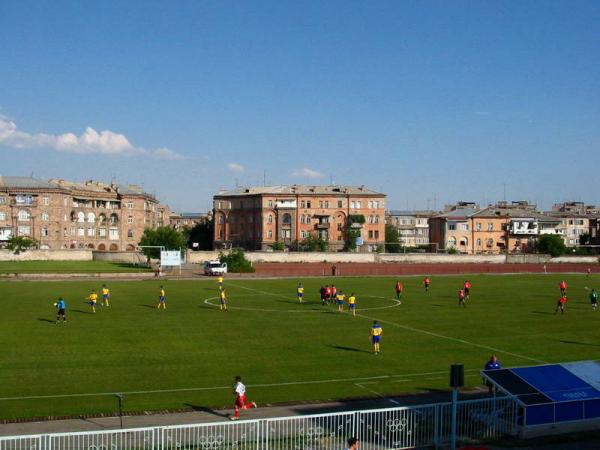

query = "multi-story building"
[[213, 185, 386, 251], [170, 212, 211, 231], [0, 176, 162, 251], [545, 202, 600, 247], [429, 201, 562, 254], [386, 210, 436, 248]]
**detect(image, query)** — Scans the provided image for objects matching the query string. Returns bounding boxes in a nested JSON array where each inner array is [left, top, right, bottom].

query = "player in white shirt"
[[231, 375, 257, 420]]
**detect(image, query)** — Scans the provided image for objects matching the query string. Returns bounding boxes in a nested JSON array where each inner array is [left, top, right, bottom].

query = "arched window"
[[476, 238, 482, 247], [98, 213, 107, 224], [217, 214, 224, 224], [98, 243, 106, 251], [374, 215, 379, 224], [127, 229, 133, 238], [77, 211, 85, 223], [460, 237, 469, 246], [447, 237, 457, 247], [109, 214, 119, 225], [306, 215, 311, 224], [18, 210, 31, 221], [487, 238, 494, 248], [283, 213, 291, 224], [41, 212, 49, 221], [300, 215, 305, 224], [87, 212, 95, 223], [268, 214, 273, 224], [109, 243, 119, 251]]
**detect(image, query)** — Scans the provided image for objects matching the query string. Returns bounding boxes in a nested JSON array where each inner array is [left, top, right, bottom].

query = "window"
[[325, 201, 329, 208], [301, 230, 309, 238], [337, 200, 343, 208], [337, 223, 342, 231], [448, 223, 456, 231], [15, 195, 33, 205], [476, 238, 482, 247], [487, 223, 493, 231], [300, 215, 305, 224], [337, 235, 343, 241], [127, 229, 134, 238], [127, 216, 134, 224], [368, 201, 373, 209], [18, 210, 31, 221], [218, 215, 224, 224], [374, 230, 379, 239], [18, 226, 31, 236], [268, 200, 273, 208], [368, 230, 374, 239], [447, 237, 457, 247], [356, 201, 362, 209], [0, 212, 5, 221], [368, 216, 373, 224], [306, 201, 311, 208], [319, 201, 324, 208], [268, 230, 273, 238], [300, 200, 306, 208], [281, 229, 291, 239], [350, 201, 356, 209], [43, 197, 49, 205], [374, 215, 379, 224], [41, 227, 49, 237], [87, 228, 95, 237], [0, 197, 5, 204], [77, 212, 85, 223], [459, 223, 469, 231], [127, 202, 134, 209], [87, 212, 95, 223], [305, 215, 311, 224], [459, 237, 468, 246], [78, 227, 85, 236], [99, 228, 107, 237], [267, 214, 273, 224], [282, 213, 292, 224], [249, 216, 254, 223], [42, 212, 49, 221], [109, 228, 119, 239], [476, 223, 482, 231]]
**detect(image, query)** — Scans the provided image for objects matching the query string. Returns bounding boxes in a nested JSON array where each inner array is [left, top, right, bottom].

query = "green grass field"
[[2, 274, 599, 420], [0, 261, 151, 273]]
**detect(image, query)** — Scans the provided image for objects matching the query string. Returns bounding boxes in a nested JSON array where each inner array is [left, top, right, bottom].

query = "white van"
[[203, 260, 228, 276]]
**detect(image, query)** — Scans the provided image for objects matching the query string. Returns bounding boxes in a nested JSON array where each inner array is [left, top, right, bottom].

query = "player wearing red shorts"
[[395, 281, 404, 301], [559, 280, 567, 295], [423, 277, 431, 292], [230, 376, 257, 420], [555, 294, 568, 315], [458, 288, 466, 307], [463, 280, 471, 300]]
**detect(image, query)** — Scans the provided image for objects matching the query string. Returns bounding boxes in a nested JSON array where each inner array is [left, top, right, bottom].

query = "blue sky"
[[1, 1, 599, 212]]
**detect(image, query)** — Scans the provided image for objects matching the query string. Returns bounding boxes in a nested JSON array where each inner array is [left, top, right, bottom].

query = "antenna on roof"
[[263, 170, 266, 187]]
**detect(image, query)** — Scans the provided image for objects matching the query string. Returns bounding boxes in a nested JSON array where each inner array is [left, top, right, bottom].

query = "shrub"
[[270, 241, 285, 251], [219, 248, 255, 273], [7, 236, 38, 254], [299, 235, 328, 252], [537, 234, 567, 257]]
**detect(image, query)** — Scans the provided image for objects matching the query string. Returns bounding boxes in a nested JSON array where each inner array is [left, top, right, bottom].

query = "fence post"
[[433, 404, 440, 449]]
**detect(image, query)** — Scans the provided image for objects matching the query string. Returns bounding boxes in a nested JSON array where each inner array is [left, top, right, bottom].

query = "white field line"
[[0, 369, 480, 402], [354, 383, 400, 405], [230, 282, 548, 365]]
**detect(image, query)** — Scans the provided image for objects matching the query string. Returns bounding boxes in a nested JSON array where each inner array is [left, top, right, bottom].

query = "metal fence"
[[0, 397, 519, 450]]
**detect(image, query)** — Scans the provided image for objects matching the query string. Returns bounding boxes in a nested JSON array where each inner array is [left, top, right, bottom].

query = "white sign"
[[160, 250, 181, 266]]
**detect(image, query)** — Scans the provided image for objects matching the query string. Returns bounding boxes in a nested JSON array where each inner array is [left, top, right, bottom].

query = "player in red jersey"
[[331, 285, 337, 303], [458, 288, 466, 307], [395, 281, 404, 301], [230, 376, 257, 420], [559, 280, 567, 295], [423, 277, 431, 292], [555, 294, 568, 314], [463, 280, 472, 300], [324, 285, 332, 305]]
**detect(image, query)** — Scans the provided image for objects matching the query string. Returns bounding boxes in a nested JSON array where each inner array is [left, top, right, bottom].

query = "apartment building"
[[213, 185, 386, 251], [386, 210, 436, 248], [0, 176, 164, 251], [546, 202, 600, 247], [170, 212, 211, 230]]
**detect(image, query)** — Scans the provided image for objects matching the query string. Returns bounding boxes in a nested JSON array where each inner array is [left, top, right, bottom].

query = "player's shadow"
[[531, 311, 553, 315], [559, 340, 600, 347], [138, 304, 156, 309], [72, 309, 93, 314], [184, 404, 229, 419], [328, 345, 371, 354], [37, 318, 55, 323]]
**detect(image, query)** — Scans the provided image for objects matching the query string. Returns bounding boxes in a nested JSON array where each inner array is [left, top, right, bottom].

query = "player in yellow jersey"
[[348, 292, 357, 316], [336, 290, 345, 312], [157, 286, 166, 309], [297, 282, 304, 303], [86, 290, 98, 313], [220, 288, 228, 311], [218, 275, 224, 290], [101, 284, 110, 307], [370, 320, 383, 355]]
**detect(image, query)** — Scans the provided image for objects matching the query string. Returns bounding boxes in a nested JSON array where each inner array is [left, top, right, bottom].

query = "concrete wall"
[[92, 251, 148, 264], [0, 249, 92, 261], [379, 254, 505, 264]]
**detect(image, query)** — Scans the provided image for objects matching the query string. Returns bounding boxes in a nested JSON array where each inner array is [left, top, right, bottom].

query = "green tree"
[[7, 236, 38, 254], [385, 224, 401, 253], [138, 227, 187, 259], [536, 234, 567, 257], [270, 241, 285, 251], [219, 248, 255, 273], [579, 232, 591, 246], [299, 234, 328, 252], [186, 220, 214, 250], [344, 214, 365, 251]]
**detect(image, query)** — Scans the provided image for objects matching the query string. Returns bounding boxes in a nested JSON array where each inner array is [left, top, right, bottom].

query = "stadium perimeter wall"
[[0, 249, 92, 261]]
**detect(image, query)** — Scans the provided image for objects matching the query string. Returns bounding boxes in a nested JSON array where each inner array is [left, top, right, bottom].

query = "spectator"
[[484, 355, 501, 393], [345, 437, 359, 449]]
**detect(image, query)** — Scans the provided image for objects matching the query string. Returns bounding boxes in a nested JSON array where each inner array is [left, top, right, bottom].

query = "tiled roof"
[[434, 208, 479, 219], [0, 176, 56, 189], [0, 176, 153, 197], [215, 185, 385, 197]]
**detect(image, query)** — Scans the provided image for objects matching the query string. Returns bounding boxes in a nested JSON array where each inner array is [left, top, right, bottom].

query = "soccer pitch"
[[2, 274, 599, 420]]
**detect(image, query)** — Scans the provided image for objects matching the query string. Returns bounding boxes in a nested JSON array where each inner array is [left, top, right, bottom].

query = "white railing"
[[0, 397, 519, 450]]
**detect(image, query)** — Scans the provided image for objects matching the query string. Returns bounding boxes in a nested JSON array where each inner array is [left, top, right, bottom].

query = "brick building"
[[386, 210, 436, 248], [170, 212, 211, 231], [0, 176, 165, 251], [213, 185, 386, 251]]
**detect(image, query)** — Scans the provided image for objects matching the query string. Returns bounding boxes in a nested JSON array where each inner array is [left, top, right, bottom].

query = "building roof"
[[215, 185, 385, 197], [0, 176, 57, 189], [471, 207, 562, 223], [388, 210, 437, 217], [434, 208, 479, 219], [173, 212, 209, 218]]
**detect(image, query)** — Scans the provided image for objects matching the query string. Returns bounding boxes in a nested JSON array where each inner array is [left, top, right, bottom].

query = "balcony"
[[11, 199, 38, 207], [316, 222, 330, 229]]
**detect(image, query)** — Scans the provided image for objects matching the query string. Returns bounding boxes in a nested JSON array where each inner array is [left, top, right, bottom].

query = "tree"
[[385, 224, 401, 253], [270, 241, 285, 251], [219, 248, 255, 273], [580, 232, 591, 246], [299, 234, 328, 252], [7, 236, 38, 254], [536, 234, 567, 257], [138, 227, 187, 259], [186, 220, 214, 250], [344, 215, 365, 251]]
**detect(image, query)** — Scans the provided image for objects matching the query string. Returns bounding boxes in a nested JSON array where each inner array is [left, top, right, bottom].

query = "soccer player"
[[587, 267, 592, 277], [231, 376, 257, 420], [101, 284, 110, 307], [297, 282, 304, 303], [331, 285, 338, 302], [55, 297, 67, 324], [370, 321, 383, 355], [336, 290, 345, 312], [220, 288, 228, 311], [483, 355, 501, 393], [555, 294, 567, 314], [324, 285, 332, 305], [423, 276, 431, 292], [218, 275, 224, 290], [559, 280, 567, 295], [348, 292, 357, 316], [458, 288, 466, 307], [463, 280, 471, 300], [86, 290, 98, 313], [157, 286, 166, 309], [590, 289, 598, 311], [395, 281, 404, 301]]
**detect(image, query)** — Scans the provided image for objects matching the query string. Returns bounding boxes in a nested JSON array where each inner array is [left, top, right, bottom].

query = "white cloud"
[[0, 115, 183, 160], [292, 167, 325, 179], [227, 163, 245, 172]]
